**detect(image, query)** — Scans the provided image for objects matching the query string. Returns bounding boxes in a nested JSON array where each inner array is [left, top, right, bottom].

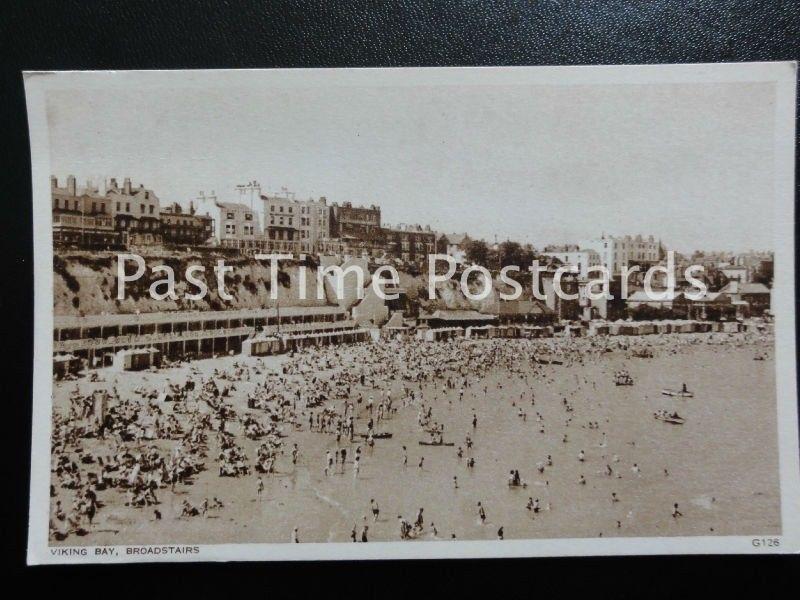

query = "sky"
[[45, 74, 777, 254]]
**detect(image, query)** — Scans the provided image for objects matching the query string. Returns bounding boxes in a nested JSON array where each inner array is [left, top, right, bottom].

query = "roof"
[[384, 312, 408, 329], [496, 300, 553, 315], [216, 201, 253, 212], [421, 309, 497, 322], [54, 305, 346, 329], [739, 282, 770, 294], [441, 233, 470, 245], [627, 291, 681, 303], [719, 281, 770, 295]]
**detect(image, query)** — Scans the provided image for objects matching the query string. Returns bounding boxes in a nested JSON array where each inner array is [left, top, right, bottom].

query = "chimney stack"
[[67, 175, 76, 196], [50, 175, 57, 189], [123, 177, 131, 194]]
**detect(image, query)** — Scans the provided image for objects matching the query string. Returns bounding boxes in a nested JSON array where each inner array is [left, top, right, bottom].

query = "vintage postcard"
[[24, 63, 798, 563]]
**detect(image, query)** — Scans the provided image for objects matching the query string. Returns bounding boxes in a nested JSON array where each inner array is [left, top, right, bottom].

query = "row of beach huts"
[[54, 318, 767, 377], [416, 319, 757, 342]]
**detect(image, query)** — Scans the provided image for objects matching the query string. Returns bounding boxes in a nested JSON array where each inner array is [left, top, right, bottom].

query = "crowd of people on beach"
[[49, 328, 773, 543]]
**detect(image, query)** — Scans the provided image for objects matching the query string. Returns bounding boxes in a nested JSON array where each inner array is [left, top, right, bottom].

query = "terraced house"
[[51, 175, 117, 248]]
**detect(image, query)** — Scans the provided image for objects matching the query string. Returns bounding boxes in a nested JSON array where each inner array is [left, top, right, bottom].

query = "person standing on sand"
[[371, 499, 380, 522], [478, 502, 486, 524], [257, 477, 264, 498], [291, 527, 299, 543]]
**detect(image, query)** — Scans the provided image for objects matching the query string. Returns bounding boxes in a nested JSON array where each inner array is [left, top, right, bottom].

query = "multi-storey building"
[[160, 202, 215, 247], [381, 224, 436, 263], [579, 234, 662, 276], [260, 191, 331, 254], [51, 175, 117, 247], [216, 201, 262, 251], [106, 177, 162, 245], [436, 232, 471, 264], [541, 245, 602, 278], [329, 202, 382, 239], [260, 193, 299, 252]]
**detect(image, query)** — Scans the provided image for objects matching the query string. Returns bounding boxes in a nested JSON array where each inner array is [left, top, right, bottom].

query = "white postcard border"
[[24, 62, 799, 564]]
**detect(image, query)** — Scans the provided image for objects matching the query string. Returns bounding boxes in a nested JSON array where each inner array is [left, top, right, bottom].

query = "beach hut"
[[637, 321, 656, 335], [242, 334, 282, 357], [466, 325, 493, 339], [53, 353, 81, 378], [588, 321, 610, 336], [113, 347, 160, 371], [654, 321, 671, 334], [721, 321, 741, 333], [609, 319, 627, 335]]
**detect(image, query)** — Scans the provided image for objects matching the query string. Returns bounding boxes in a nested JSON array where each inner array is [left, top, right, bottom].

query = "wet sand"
[[50, 335, 780, 545]]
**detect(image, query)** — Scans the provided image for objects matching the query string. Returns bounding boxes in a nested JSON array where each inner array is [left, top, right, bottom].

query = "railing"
[[54, 325, 255, 352], [53, 319, 358, 352]]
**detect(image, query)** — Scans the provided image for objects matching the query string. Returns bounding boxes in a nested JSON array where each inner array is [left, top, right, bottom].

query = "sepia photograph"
[[24, 63, 799, 563]]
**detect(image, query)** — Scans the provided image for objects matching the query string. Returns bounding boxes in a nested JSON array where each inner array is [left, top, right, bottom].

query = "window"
[[227, 212, 234, 219], [125, 203, 130, 212], [140, 204, 145, 214], [149, 205, 154, 214], [245, 213, 252, 221], [92, 202, 97, 213]]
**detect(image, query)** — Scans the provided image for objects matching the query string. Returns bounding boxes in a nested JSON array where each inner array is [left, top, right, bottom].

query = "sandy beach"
[[50, 332, 780, 545]]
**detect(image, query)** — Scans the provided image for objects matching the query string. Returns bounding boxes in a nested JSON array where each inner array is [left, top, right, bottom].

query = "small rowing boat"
[[661, 384, 693, 398], [418, 440, 455, 447], [654, 413, 685, 425]]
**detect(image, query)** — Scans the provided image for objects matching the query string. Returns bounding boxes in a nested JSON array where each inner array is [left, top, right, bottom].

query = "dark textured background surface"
[[2, 0, 798, 584]]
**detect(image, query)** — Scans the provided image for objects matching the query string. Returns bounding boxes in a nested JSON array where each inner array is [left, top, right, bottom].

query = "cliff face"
[[53, 253, 331, 316], [397, 270, 537, 314], [54, 252, 536, 317]]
